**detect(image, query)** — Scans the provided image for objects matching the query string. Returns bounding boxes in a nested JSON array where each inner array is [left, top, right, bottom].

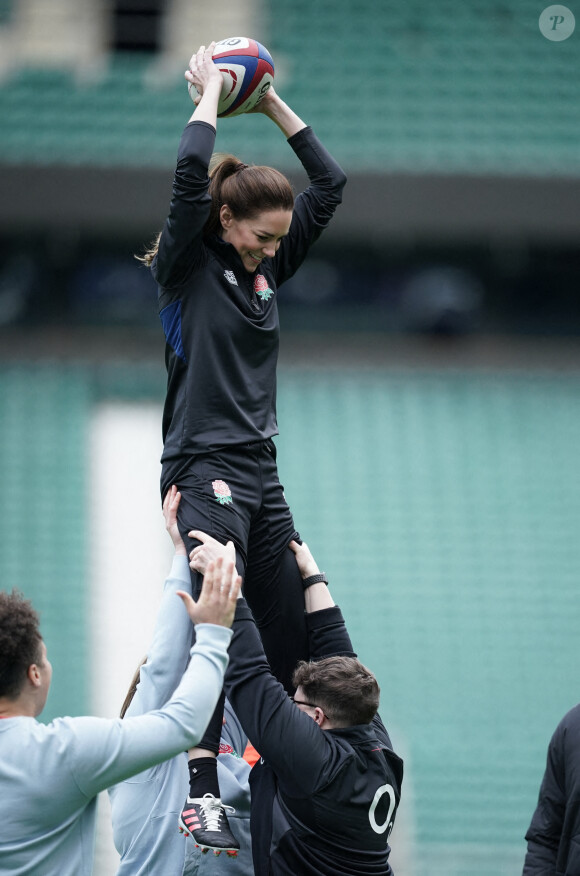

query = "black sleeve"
[[307, 605, 393, 751], [523, 723, 566, 875], [224, 600, 352, 794], [273, 126, 347, 287], [306, 605, 357, 661], [152, 120, 216, 288]]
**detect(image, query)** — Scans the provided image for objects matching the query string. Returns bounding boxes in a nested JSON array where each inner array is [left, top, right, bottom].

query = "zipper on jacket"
[[247, 275, 261, 312]]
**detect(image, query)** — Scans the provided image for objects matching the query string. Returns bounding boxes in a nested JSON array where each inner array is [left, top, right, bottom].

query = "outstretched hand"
[[289, 540, 320, 579], [290, 540, 335, 612], [245, 84, 307, 138], [177, 548, 241, 628], [246, 83, 279, 115], [184, 42, 222, 106], [163, 485, 187, 556], [189, 530, 236, 576]]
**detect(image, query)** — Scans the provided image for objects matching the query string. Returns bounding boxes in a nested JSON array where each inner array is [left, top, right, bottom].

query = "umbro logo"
[[224, 270, 238, 285]]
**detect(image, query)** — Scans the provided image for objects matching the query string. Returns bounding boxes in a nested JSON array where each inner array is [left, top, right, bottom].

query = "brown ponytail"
[[135, 233, 162, 267], [205, 152, 295, 236], [136, 153, 294, 266], [120, 657, 147, 718]]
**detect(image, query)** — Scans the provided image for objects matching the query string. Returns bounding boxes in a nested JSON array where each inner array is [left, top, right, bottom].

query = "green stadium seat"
[[3, 361, 580, 871], [0, 1, 578, 174], [0, 366, 89, 719]]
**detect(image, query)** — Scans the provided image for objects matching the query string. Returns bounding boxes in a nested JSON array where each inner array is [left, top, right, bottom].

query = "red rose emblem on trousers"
[[212, 479, 233, 504]]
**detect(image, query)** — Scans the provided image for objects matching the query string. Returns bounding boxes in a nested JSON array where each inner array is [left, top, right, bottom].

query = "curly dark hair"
[[292, 655, 380, 727], [0, 589, 43, 699]]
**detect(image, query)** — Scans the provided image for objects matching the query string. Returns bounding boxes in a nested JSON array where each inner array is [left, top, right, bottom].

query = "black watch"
[[302, 572, 328, 590]]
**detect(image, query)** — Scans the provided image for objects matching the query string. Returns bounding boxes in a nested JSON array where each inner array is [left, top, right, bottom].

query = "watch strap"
[[302, 572, 328, 590]]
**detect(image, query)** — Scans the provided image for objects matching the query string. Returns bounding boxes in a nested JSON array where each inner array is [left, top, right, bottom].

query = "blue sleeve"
[[273, 126, 347, 287], [153, 120, 216, 288], [124, 554, 192, 718], [66, 623, 233, 799]]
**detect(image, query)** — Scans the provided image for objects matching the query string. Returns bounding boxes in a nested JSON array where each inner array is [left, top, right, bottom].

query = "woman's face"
[[220, 206, 293, 273]]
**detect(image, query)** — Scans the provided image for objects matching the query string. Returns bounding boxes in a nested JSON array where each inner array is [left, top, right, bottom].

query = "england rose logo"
[[212, 479, 233, 505], [254, 274, 273, 301]]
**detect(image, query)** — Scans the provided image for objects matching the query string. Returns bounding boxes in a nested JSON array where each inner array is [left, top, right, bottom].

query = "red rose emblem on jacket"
[[254, 274, 273, 301]]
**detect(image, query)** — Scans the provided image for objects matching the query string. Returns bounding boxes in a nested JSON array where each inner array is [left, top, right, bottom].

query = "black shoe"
[[179, 793, 240, 852]]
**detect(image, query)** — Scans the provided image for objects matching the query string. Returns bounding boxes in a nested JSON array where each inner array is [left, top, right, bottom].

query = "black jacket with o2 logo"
[[224, 602, 404, 876]]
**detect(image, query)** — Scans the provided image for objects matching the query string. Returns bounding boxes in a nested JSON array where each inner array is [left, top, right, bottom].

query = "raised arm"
[[184, 41, 223, 127], [257, 91, 347, 285], [248, 84, 307, 138], [153, 45, 221, 288], [122, 487, 192, 718], [71, 562, 240, 798], [293, 544, 396, 751], [211, 538, 363, 790], [289, 539, 335, 612]]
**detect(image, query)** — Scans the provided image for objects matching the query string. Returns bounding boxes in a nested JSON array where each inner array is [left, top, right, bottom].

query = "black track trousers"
[[169, 439, 309, 691]]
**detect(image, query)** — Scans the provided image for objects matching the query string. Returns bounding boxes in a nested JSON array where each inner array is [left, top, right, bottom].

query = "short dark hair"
[[292, 656, 380, 727], [0, 589, 43, 699]]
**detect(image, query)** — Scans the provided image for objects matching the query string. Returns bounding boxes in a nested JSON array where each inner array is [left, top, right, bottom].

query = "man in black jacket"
[[523, 703, 580, 875], [181, 536, 404, 875]]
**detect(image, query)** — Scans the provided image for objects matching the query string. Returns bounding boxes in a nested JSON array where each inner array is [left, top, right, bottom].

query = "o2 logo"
[[368, 783, 396, 837]]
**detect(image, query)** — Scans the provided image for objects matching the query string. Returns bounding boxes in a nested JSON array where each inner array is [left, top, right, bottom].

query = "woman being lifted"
[[142, 42, 346, 853]]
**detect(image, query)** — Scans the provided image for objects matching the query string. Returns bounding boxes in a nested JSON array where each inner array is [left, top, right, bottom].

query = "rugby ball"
[[189, 37, 275, 117]]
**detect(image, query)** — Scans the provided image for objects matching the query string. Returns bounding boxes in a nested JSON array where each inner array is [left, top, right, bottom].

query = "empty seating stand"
[[0, 0, 577, 174], [2, 360, 580, 873]]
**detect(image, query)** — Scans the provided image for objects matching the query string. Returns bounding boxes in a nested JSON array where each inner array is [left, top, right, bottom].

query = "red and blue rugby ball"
[[189, 37, 275, 117]]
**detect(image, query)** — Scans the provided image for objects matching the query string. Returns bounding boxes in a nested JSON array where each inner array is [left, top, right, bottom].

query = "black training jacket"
[[523, 703, 580, 876], [224, 602, 404, 875], [152, 120, 346, 479]]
